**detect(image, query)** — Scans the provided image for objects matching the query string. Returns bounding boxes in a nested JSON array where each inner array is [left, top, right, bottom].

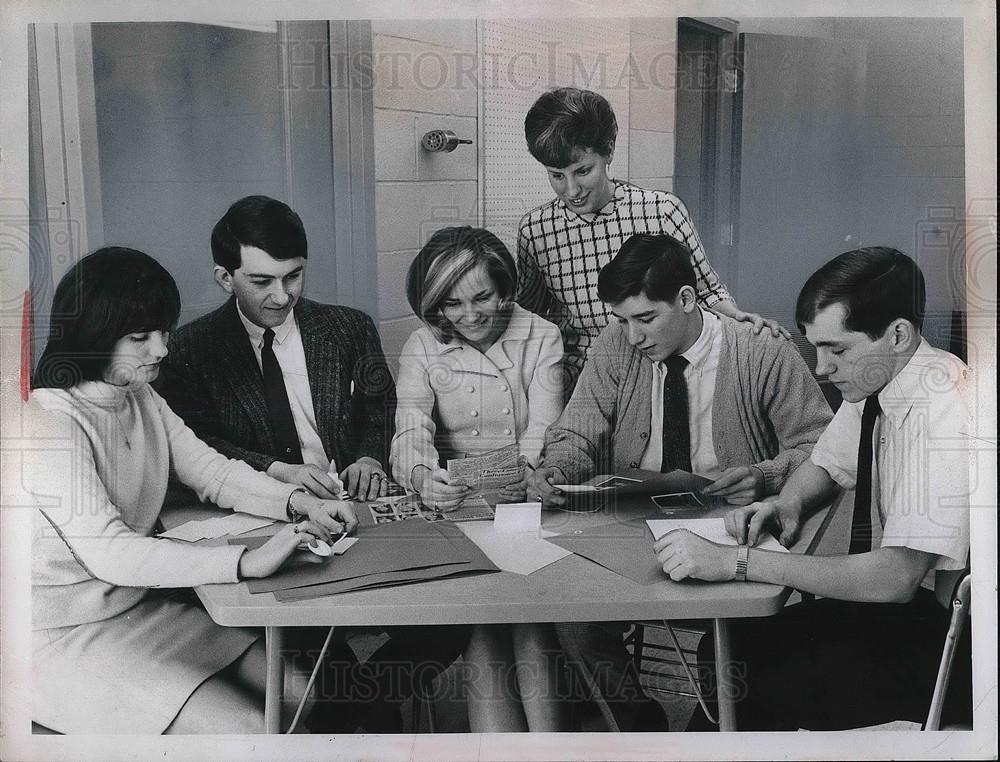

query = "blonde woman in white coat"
[[390, 227, 566, 731]]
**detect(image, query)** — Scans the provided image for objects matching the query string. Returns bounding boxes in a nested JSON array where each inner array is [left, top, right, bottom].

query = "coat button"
[[470, 410, 479, 417], [503, 428, 512, 435], [639, 432, 648, 440], [629, 461, 638, 468], [471, 429, 480, 436], [499, 384, 508, 392], [502, 407, 510, 414], [467, 385, 476, 393]]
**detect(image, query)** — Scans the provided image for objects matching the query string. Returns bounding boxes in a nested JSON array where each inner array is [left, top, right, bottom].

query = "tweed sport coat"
[[156, 297, 396, 472]]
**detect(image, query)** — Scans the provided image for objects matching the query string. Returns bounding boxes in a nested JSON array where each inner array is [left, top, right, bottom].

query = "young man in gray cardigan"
[[528, 233, 832, 731]]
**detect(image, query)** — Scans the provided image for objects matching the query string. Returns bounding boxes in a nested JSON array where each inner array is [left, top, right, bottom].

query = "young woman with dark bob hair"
[[389, 227, 566, 731], [27, 247, 356, 734]]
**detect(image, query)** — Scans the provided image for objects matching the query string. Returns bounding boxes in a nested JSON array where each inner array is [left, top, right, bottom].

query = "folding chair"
[[924, 572, 972, 731], [626, 620, 718, 724]]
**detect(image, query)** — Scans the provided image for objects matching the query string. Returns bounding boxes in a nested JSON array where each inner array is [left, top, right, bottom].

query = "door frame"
[[676, 17, 739, 293]]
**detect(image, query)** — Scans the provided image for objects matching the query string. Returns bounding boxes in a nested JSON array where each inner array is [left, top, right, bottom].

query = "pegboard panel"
[[479, 18, 632, 254]]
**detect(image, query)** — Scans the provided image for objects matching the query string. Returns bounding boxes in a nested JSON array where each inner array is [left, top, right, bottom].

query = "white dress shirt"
[[639, 308, 722, 478], [810, 339, 971, 589], [236, 303, 328, 468]]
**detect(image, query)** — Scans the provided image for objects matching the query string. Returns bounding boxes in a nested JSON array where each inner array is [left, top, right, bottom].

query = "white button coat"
[[390, 305, 564, 489]]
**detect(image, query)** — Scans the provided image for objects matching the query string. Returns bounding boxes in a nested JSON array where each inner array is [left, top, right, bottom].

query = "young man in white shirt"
[[661, 247, 973, 730]]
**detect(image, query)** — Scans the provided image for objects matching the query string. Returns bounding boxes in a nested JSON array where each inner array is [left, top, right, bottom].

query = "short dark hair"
[[597, 234, 697, 305], [211, 195, 307, 272], [524, 87, 618, 168], [406, 226, 516, 344], [795, 247, 926, 338], [33, 247, 181, 389]]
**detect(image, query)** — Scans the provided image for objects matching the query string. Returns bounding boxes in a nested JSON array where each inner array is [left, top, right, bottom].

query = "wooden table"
[[163, 488, 840, 733]]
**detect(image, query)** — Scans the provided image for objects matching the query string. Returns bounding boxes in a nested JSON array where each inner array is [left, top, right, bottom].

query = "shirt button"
[[629, 461, 638, 468], [470, 410, 479, 417], [499, 384, 508, 392], [503, 428, 512, 435], [285, 447, 294, 454], [471, 429, 480, 436], [502, 407, 510, 414], [467, 385, 476, 393]]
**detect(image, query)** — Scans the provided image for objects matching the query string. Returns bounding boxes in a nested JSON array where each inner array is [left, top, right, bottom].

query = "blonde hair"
[[406, 227, 517, 343]]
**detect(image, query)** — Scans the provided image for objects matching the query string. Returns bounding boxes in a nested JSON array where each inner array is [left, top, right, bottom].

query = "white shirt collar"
[[877, 338, 968, 429], [236, 300, 297, 347], [678, 308, 718, 371]]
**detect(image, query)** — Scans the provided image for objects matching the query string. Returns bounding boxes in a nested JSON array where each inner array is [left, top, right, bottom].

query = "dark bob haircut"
[[597, 234, 697, 305], [406, 226, 517, 344], [211, 195, 307, 273], [33, 247, 181, 389], [524, 87, 618, 168], [795, 247, 926, 339]]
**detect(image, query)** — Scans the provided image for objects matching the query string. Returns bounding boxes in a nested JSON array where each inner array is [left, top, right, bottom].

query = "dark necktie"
[[660, 355, 692, 473], [261, 328, 303, 464], [849, 394, 881, 554]]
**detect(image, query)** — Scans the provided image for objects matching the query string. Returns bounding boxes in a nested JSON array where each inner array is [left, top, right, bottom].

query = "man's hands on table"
[[654, 529, 738, 582], [725, 496, 803, 548], [702, 465, 766, 505], [339, 456, 389, 501], [653, 497, 803, 582], [268, 457, 389, 501], [526, 466, 568, 507]]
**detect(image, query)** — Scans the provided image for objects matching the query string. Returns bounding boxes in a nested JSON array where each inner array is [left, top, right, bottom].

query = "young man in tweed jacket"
[[156, 195, 467, 733], [157, 195, 396, 501]]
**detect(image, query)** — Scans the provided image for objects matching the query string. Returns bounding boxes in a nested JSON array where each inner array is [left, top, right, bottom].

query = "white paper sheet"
[[493, 502, 542, 534], [457, 517, 570, 575], [159, 513, 276, 542], [645, 517, 789, 553]]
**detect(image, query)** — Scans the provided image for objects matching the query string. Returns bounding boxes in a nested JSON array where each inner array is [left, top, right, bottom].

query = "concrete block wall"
[[371, 19, 480, 368], [372, 17, 684, 366], [627, 17, 677, 193]]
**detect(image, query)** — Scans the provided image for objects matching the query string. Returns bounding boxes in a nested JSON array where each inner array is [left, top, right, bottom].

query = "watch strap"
[[735, 544, 750, 582]]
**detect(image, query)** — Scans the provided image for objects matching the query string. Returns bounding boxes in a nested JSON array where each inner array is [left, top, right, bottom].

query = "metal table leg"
[[264, 625, 285, 733], [713, 618, 737, 731]]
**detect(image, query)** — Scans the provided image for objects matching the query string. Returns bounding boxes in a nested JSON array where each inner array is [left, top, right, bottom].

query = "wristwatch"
[[735, 544, 750, 582]]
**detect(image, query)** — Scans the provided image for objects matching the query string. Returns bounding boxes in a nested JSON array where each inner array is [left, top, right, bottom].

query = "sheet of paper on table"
[[646, 518, 788, 553], [457, 502, 571, 575], [159, 513, 276, 542]]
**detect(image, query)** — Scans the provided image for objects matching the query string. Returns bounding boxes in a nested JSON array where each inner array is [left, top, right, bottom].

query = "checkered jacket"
[[516, 181, 731, 386]]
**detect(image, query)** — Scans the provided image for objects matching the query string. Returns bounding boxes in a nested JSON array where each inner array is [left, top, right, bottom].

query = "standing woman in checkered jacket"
[[517, 87, 789, 393]]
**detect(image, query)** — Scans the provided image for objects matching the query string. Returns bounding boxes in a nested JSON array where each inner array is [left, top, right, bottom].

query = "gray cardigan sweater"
[[539, 317, 832, 494]]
